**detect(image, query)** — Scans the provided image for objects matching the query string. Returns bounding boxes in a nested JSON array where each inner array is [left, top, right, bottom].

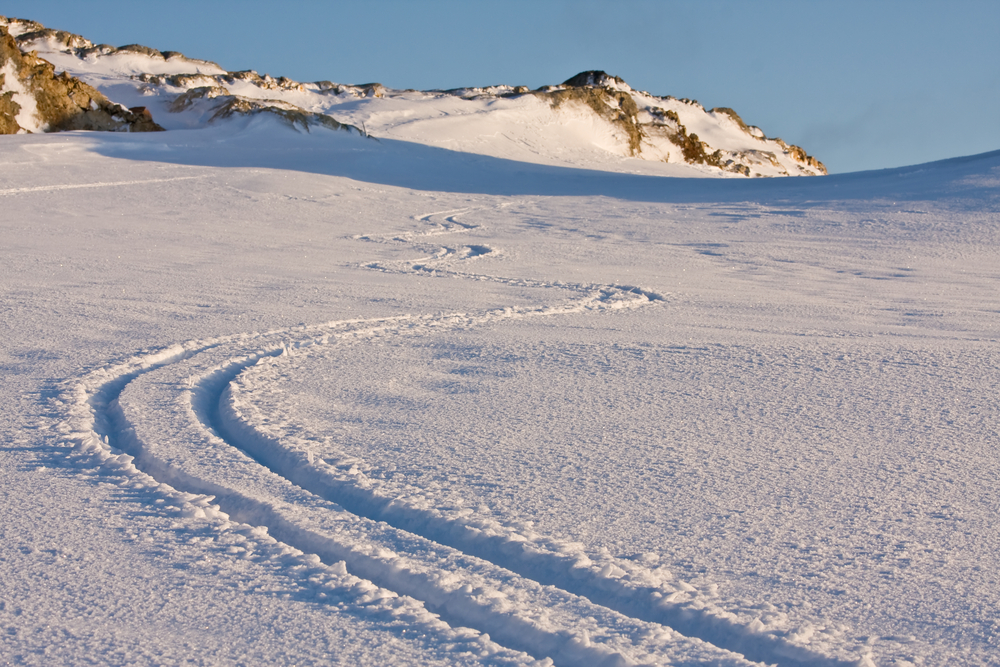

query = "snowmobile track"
[[54, 209, 860, 667]]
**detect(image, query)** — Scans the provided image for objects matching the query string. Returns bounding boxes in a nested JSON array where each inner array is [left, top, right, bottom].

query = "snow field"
[[60, 282, 772, 665], [2, 124, 999, 665], [38, 188, 831, 664]]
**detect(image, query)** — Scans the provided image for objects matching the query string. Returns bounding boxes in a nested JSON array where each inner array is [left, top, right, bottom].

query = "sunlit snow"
[[3, 17, 1000, 667]]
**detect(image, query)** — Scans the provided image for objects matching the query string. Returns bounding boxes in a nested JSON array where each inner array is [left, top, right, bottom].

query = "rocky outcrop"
[[0, 24, 163, 134], [169, 85, 359, 133], [445, 70, 825, 176], [549, 71, 826, 176], [2, 14, 224, 74], [562, 71, 629, 89], [539, 79, 644, 156]]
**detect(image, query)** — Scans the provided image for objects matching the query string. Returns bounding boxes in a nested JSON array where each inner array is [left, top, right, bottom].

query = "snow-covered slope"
[[4, 12, 1000, 667], [2, 15, 823, 178], [2, 112, 999, 665]]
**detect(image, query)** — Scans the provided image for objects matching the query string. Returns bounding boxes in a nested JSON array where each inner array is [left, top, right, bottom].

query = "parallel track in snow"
[[0, 176, 205, 196], [56, 209, 859, 666]]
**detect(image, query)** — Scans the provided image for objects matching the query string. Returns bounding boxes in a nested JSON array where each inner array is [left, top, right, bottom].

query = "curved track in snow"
[[55, 209, 860, 666]]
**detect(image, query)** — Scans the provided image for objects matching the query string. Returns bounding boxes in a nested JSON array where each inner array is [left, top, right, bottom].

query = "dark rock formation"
[[562, 70, 628, 89]]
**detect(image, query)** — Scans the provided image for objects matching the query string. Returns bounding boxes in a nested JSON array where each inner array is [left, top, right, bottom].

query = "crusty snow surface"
[[2, 119, 999, 666]]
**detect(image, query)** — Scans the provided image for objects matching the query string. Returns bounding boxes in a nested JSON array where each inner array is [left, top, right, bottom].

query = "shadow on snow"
[[81, 120, 1000, 208]]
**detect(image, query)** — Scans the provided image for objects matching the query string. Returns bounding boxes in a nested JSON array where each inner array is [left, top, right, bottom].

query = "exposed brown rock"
[[0, 24, 164, 134], [710, 107, 826, 174], [548, 71, 827, 175], [710, 107, 751, 133], [210, 96, 352, 131], [355, 83, 385, 98], [116, 43, 163, 58], [0, 88, 20, 134], [0, 26, 17, 120], [2, 15, 827, 176], [538, 85, 644, 156], [13, 28, 91, 50], [773, 138, 826, 173], [128, 106, 153, 122], [5, 16, 226, 79], [0, 16, 44, 33]]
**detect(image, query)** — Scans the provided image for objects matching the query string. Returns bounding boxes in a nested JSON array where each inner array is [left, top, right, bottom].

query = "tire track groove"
[[52, 207, 859, 666]]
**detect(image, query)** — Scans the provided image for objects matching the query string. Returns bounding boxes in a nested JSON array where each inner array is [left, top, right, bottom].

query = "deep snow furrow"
[[54, 292, 758, 666], [355, 208, 481, 243], [195, 200, 849, 666], [98, 311, 756, 666], [55, 337, 537, 666], [219, 348, 858, 667], [190, 295, 848, 667], [50, 203, 844, 665], [358, 208, 498, 274]]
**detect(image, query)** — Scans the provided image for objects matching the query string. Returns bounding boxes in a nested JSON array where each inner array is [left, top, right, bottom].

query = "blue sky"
[[5, 1, 998, 173]]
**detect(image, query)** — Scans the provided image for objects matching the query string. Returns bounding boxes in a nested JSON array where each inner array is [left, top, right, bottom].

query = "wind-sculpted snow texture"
[[2, 23, 1000, 667]]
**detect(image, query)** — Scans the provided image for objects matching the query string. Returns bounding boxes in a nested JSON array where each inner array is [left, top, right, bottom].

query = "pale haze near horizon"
[[5, 0, 999, 174]]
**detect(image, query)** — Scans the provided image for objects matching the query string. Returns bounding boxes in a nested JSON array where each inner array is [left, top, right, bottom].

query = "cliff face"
[[0, 24, 163, 134]]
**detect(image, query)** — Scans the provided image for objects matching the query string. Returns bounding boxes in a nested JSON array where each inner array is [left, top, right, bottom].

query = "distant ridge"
[[0, 16, 824, 177]]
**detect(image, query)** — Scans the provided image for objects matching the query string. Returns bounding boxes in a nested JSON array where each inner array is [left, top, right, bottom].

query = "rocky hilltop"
[[1, 15, 824, 177], [0, 22, 162, 133], [511, 70, 825, 176]]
